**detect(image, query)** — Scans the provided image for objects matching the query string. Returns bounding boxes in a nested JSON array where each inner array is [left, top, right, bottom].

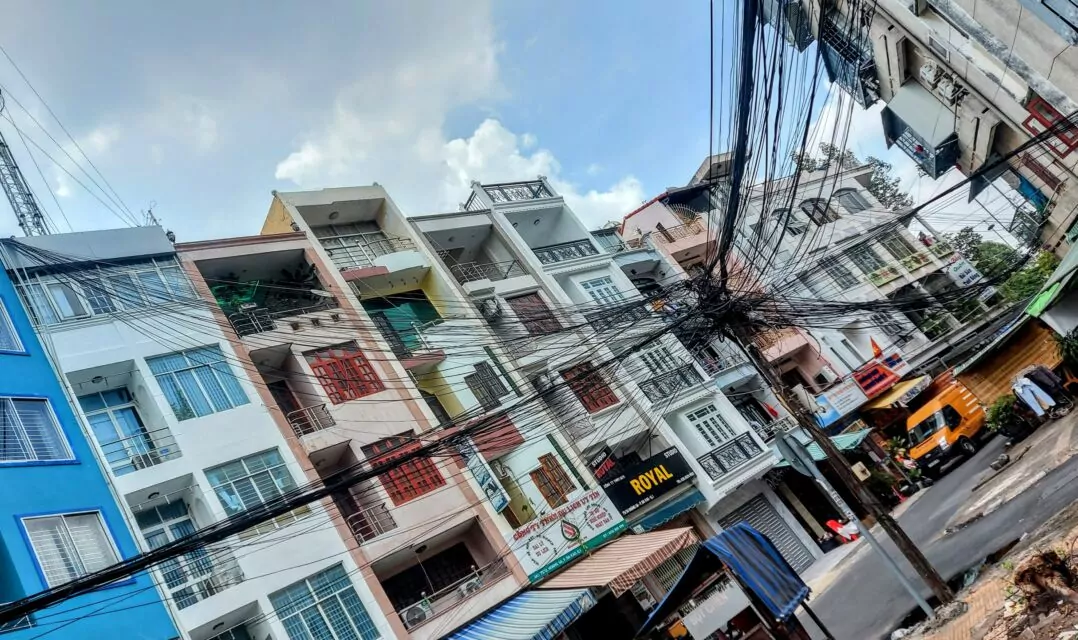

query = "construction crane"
[[0, 90, 49, 236]]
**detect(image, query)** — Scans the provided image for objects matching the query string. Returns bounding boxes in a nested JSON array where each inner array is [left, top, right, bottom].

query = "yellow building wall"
[[262, 197, 295, 235]]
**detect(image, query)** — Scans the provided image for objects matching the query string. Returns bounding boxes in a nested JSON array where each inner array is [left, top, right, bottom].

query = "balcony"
[[449, 260, 528, 285], [751, 415, 798, 442], [654, 220, 706, 244], [286, 403, 336, 437], [639, 365, 704, 402], [100, 426, 182, 476], [319, 232, 416, 272], [585, 302, 654, 333], [927, 242, 955, 259], [869, 265, 903, 287], [533, 239, 600, 265], [163, 544, 245, 610], [370, 317, 448, 373], [696, 432, 765, 481], [481, 180, 554, 204], [819, 14, 879, 108], [346, 501, 399, 543], [227, 293, 339, 337], [881, 83, 960, 179], [695, 348, 748, 376], [899, 250, 933, 271], [397, 558, 510, 630]]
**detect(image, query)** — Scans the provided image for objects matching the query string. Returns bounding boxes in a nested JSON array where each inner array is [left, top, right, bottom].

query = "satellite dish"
[[309, 289, 334, 298]]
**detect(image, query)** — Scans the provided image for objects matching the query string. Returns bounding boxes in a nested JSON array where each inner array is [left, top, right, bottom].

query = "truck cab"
[[906, 382, 986, 478]]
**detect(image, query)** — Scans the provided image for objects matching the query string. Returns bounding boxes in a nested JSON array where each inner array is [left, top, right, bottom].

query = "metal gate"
[[719, 494, 815, 573]]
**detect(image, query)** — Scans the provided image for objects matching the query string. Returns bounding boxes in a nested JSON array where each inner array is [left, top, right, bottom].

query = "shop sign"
[[813, 379, 869, 427], [946, 255, 984, 288], [898, 376, 932, 406], [683, 581, 751, 640], [600, 448, 694, 516], [459, 441, 509, 513], [853, 352, 910, 398], [505, 488, 626, 582], [588, 445, 617, 480]]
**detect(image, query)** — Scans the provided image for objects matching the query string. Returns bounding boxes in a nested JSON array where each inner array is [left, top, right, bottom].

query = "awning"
[[638, 524, 810, 636], [776, 431, 871, 467], [445, 588, 597, 640], [540, 527, 699, 596], [1027, 243, 1078, 317], [629, 489, 706, 533], [861, 375, 931, 410]]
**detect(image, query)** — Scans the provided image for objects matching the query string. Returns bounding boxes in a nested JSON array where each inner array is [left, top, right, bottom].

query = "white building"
[[6, 227, 394, 640]]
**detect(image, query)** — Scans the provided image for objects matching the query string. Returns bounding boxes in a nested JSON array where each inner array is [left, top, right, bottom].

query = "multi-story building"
[[772, 0, 1078, 251], [408, 178, 823, 575], [0, 240, 178, 638], [6, 227, 393, 640]]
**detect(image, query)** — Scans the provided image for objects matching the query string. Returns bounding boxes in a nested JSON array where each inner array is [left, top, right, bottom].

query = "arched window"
[[771, 208, 808, 236], [799, 199, 840, 226], [834, 188, 871, 214]]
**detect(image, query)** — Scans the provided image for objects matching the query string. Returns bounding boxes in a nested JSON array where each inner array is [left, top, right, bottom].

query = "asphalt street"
[[806, 435, 1078, 639]]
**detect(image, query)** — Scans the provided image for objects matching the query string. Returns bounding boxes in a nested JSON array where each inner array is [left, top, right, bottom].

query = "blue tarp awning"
[[637, 523, 810, 636], [444, 588, 597, 640], [629, 489, 705, 532]]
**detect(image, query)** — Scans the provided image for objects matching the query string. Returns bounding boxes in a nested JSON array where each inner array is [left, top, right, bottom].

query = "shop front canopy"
[[776, 430, 871, 467], [637, 523, 811, 636], [443, 588, 597, 640], [539, 527, 699, 596]]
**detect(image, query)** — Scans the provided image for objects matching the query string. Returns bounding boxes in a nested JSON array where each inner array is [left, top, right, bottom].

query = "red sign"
[[853, 352, 909, 398]]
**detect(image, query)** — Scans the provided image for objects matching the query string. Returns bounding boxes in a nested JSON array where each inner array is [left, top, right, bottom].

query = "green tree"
[[976, 241, 1020, 279], [942, 227, 1057, 303], [947, 226, 982, 260], [789, 143, 913, 211], [999, 250, 1059, 302]]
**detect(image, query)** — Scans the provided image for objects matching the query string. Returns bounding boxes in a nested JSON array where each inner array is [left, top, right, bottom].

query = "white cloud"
[[586, 163, 603, 176], [54, 173, 72, 198], [81, 125, 121, 155]]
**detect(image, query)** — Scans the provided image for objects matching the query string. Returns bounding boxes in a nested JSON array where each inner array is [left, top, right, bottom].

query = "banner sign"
[[600, 448, 694, 516], [946, 255, 985, 288], [813, 379, 869, 427], [853, 351, 910, 398], [588, 445, 617, 480], [459, 442, 510, 513], [506, 489, 626, 582]]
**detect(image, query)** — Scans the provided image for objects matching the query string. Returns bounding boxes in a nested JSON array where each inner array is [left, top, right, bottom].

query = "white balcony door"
[[79, 390, 153, 476]]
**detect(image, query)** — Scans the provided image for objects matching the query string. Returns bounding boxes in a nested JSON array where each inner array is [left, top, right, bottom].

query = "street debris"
[[992, 453, 1012, 471]]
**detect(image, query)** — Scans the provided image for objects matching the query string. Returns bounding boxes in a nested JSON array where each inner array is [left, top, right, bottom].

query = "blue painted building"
[[0, 255, 178, 637]]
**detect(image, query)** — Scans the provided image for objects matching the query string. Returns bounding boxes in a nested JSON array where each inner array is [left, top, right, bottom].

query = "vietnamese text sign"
[[600, 448, 694, 516], [854, 352, 909, 398], [814, 379, 869, 427], [506, 488, 626, 582], [459, 442, 510, 513], [946, 256, 984, 288]]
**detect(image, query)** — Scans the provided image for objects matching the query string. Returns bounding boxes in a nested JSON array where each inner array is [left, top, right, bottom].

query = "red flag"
[[764, 403, 780, 418], [870, 337, 883, 358]]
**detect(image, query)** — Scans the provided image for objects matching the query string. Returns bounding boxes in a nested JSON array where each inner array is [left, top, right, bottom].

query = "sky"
[[0, 1, 1019, 244]]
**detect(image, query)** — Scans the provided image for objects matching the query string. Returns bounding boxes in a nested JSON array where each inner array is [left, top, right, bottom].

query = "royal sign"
[[505, 489, 626, 582], [600, 448, 694, 516]]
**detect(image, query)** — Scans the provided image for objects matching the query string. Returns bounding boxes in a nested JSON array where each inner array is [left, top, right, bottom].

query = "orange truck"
[[906, 377, 987, 478]]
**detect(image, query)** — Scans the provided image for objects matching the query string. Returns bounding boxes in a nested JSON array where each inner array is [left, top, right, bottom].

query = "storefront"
[[598, 446, 710, 534]]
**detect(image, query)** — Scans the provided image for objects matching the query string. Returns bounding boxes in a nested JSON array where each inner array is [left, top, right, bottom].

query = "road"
[[806, 436, 1078, 639]]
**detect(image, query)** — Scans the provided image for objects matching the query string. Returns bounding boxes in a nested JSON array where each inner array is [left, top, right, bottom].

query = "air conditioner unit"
[[919, 62, 941, 87], [937, 77, 959, 104], [457, 577, 483, 597], [401, 600, 433, 627], [478, 298, 503, 321]]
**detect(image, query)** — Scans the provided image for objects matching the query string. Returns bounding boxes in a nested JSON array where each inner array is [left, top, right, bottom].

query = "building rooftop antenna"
[[0, 90, 49, 236]]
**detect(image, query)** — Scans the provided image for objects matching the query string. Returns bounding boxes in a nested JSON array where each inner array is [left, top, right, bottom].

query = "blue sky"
[[0, 1, 1013, 243]]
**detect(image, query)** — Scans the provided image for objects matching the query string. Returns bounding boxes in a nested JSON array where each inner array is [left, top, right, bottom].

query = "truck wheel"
[[958, 438, 977, 457]]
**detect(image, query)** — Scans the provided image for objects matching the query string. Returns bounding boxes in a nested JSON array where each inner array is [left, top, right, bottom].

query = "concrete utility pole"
[[734, 331, 955, 606]]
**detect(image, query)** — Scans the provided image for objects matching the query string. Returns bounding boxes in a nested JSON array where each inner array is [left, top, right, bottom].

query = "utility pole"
[[734, 330, 955, 606]]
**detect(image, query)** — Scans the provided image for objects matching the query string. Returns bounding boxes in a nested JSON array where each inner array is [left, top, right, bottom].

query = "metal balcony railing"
[[100, 426, 182, 476], [696, 432, 764, 481], [695, 349, 748, 376], [287, 404, 336, 437], [228, 296, 339, 337], [654, 221, 705, 244], [483, 181, 554, 203], [345, 501, 398, 543], [585, 303, 653, 333], [751, 415, 798, 442], [533, 239, 600, 264], [639, 365, 704, 402], [320, 233, 417, 272], [397, 558, 510, 629], [449, 260, 528, 284], [162, 545, 244, 610]]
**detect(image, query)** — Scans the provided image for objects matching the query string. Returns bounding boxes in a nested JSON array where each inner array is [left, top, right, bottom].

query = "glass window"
[[107, 273, 146, 309], [136, 500, 226, 609], [82, 281, 117, 315], [580, 276, 624, 306], [23, 512, 119, 587], [880, 233, 917, 260], [464, 361, 509, 410], [846, 245, 888, 273], [147, 346, 249, 421], [305, 343, 384, 404], [78, 389, 160, 476], [270, 564, 381, 640], [909, 412, 945, 446], [687, 403, 736, 449], [46, 283, 88, 320], [0, 299, 23, 352], [639, 346, 680, 376], [834, 188, 871, 213], [799, 199, 840, 225], [0, 397, 72, 463], [205, 449, 309, 536], [362, 436, 445, 506], [158, 262, 195, 298], [820, 256, 859, 288], [561, 362, 619, 413], [16, 283, 59, 325], [771, 209, 808, 236], [136, 270, 171, 304]]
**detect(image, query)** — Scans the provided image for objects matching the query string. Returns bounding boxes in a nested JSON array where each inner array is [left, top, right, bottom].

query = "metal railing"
[[100, 426, 182, 476], [696, 432, 764, 481], [585, 303, 653, 332], [654, 221, 705, 244], [927, 242, 954, 259], [164, 545, 244, 610], [533, 239, 600, 264], [0, 605, 31, 632], [751, 415, 798, 442], [483, 181, 554, 203], [694, 349, 748, 376], [320, 233, 416, 272], [345, 501, 398, 543], [287, 404, 336, 437], [639, 365, 703, 402], [228, 296, 339, 337], [397, 558, 510, 629], [449, 260, 528, 284], [899, 250, 933, 271]]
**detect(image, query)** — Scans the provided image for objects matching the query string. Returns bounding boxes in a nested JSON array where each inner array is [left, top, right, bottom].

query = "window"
[[270, 564, 381, 640], [147, 346, 248, 421], [561, 362, 619, 413], [834, 188, 871, 214], [639, 346, 680, 377], [506, 292, 562, 335], [135, 500, 233, 609], [871, 311, 906, 338], [79, 389, 161, 476], [363, 436, 445, 505], [880, 232, 917, 260], [530, 453, 576, 508], [580, 276, 625, 306], [1022, 94, 1078, 157], [820, 256, 859, 288], [305, 342, 384, 404], [771, 209, 808, 236], [464, 361, 509, 410], [686, 403, 736, 449], [0, 299, 23, 352], [15, 258, 195, 326], [205, 449, 310, 536], [799, 199, 840, 225], [0, 397, 72, 463], [941, 405, 963, 428], [23, 512, 119, 587], [846, 245, 888, 273], [1015, 0, 1078, 47]]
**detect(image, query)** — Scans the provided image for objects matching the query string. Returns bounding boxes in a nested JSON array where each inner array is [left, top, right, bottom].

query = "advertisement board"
[[600, 448, 694, 516], [459, 441, 510, 513], [813, 379, 869, 427]]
